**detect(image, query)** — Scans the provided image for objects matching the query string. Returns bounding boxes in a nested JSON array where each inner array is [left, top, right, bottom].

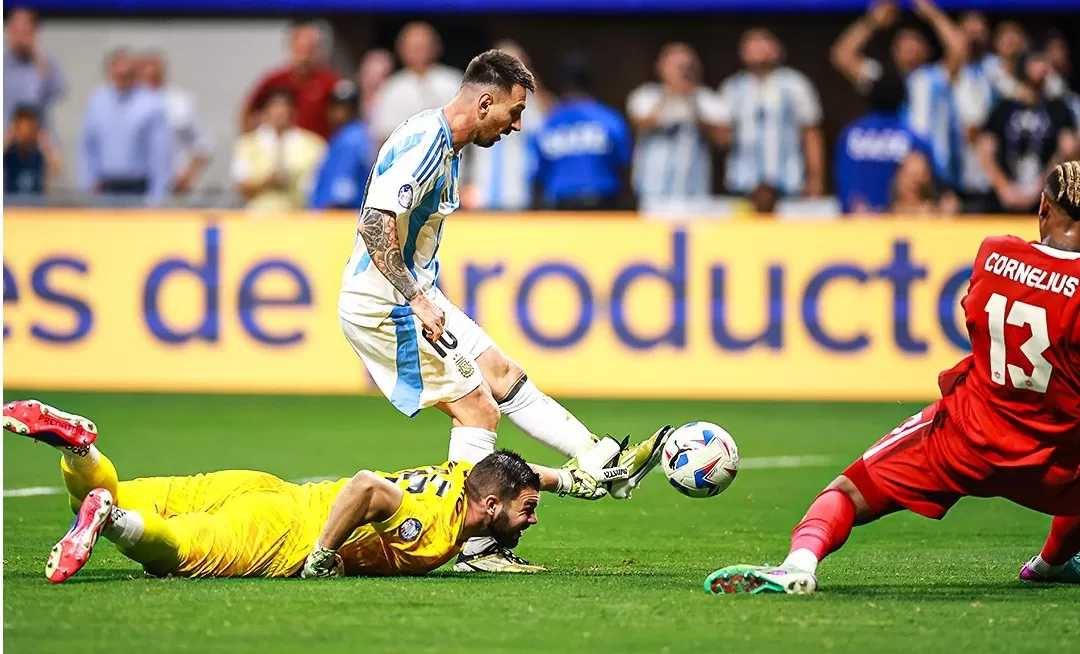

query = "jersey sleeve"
[[363, 127, 446, 215], [791, 72, 823, 127]]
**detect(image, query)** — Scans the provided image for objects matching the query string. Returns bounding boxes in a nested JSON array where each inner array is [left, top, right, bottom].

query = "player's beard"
[[488, 508, 523, 548]]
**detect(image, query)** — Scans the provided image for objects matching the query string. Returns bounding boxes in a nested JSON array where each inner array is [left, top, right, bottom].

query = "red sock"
[[789, 488, 857, 562], [1040, 516, 1080, 566]]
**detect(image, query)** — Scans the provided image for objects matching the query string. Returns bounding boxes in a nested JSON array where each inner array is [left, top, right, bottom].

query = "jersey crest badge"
[[453, 354, 475, 378], [398, 184, 414, 209], [398, 517, 422, 542]]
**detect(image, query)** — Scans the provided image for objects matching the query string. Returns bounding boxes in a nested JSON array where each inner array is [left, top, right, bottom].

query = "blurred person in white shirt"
[[370, 22, 462, 144], [627, 42, 724, 201], [717, 28, 825, 210], [138, 50, 214, 194]]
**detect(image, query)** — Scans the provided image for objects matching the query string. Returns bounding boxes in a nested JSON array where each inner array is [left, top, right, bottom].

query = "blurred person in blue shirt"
[[80, 48, 172, 206], [835, 74, 933, 214], [309, 80, 374, 210], [529, 53, 632, 210], [4, 105, 46, 197]]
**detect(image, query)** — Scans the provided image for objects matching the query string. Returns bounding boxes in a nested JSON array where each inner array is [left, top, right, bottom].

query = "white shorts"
[[340, 289, 494, 417]]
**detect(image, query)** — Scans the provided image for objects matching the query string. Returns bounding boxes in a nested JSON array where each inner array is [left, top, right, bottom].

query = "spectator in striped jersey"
[[715, 28, 825, 212], [627, 42, 725, 201]]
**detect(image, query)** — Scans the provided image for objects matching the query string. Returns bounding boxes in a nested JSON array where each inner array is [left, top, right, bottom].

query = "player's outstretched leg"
[[1020, 516, 1080, 583], [705, 475, 870, 596]]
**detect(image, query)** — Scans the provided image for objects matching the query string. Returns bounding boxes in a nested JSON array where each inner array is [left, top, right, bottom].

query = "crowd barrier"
[[3, 210, 1034, 400]]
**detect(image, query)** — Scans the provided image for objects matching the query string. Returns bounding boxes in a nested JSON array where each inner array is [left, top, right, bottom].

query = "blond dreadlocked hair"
[[1045, 161, 1080, 221]]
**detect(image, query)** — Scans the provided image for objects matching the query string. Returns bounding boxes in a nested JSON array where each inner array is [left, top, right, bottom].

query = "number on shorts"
[[426, 329, 458, 358], [984, 293, 1053, 393]]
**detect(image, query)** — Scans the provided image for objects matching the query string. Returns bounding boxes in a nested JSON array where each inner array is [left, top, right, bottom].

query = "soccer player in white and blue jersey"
[[338, 50, 668, 573]]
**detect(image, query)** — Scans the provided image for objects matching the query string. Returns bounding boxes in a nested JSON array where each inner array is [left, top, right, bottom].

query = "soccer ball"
[[662, 421, 739, 498]]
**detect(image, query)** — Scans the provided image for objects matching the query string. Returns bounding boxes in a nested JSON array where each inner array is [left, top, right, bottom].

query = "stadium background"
[[4, 2, 1080, 653]]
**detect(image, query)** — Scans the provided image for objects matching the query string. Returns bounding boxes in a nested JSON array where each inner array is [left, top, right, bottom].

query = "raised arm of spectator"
[[78, 97, 100, 192], [831, 1, 898, 85], [794, 73, 825, 197], [147, 104, 174, 206], [913, 0, 968, 79]]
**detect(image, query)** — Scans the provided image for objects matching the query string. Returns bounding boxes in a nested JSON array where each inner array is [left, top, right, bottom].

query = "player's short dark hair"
[[262, 87, 297, 109], [1045, 162, 1080, 222], [462, 49, 536, 94], [465, 449, 540, 503], [12, 104, 39, 123], [867, 74, 906, 113]]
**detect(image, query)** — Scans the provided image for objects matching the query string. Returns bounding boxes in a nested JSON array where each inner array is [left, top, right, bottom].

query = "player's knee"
[[477, 347, 525, 401], [827, 475, 875, 523]]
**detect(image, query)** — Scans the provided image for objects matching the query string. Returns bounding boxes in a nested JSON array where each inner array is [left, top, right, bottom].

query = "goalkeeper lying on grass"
[[3, 399, 664, 582]]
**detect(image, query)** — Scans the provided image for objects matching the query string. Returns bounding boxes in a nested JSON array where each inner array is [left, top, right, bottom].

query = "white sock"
[[783, 548, 820, 574], [448, 427, 497, 465], [102, 507, 145, 547], [498, 378, 593, 457], [1029, 554, 1066, 577], [62, 444, 101, 470], [463, 536, 498, 555]]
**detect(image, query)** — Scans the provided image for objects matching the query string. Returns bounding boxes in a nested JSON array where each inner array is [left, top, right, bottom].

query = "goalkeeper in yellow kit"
[[3, 400, 652, 583]]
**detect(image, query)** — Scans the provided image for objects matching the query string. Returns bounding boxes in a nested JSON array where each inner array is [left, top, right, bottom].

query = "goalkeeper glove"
[[301, 544, 345, 578], [554, 465, 606, 500]]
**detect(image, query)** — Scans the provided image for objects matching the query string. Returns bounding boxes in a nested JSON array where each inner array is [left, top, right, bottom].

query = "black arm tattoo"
[[359, 208, 419, 300]]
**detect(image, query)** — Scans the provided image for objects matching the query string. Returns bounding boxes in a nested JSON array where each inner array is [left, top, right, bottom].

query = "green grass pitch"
[[3, 391, 1078, 653]]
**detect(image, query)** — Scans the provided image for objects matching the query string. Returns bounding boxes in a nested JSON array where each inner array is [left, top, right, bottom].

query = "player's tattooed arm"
[[358, 208, 419, 300]]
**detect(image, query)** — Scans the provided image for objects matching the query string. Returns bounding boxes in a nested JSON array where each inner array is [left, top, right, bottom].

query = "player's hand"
[[410, 293, 446, 343], [554, 465, 607, 500], [867, 1, 898, 29], [301, 545, 345, 578]]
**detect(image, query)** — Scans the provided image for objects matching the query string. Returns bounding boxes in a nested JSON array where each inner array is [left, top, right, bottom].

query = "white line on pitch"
[[2, 456, 836, 499]]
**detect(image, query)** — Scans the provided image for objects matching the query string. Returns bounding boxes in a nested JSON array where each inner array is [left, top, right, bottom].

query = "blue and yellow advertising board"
[[3, 211, 1033, 400]]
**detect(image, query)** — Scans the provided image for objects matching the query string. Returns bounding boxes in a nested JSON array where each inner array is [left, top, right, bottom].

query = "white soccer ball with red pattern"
[[662, 421, 739, 498]]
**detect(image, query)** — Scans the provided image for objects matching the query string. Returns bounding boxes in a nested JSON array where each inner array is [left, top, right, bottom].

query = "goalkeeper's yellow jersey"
[[119, 460, 473, 579], [290, 460, 473, 576]]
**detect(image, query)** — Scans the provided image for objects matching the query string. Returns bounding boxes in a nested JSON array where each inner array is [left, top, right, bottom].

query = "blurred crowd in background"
[[3, 0, 1078, 216]]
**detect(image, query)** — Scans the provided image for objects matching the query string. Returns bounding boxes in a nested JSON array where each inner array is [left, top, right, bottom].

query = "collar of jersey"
[[436, 107, 454, 152]]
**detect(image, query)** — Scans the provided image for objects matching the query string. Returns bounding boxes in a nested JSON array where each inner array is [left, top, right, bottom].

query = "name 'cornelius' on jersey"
[[984, 252, 1080, 298]]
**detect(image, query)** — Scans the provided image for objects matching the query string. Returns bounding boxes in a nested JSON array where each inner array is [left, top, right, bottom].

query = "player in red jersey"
[[706, 161, 1080, 595]]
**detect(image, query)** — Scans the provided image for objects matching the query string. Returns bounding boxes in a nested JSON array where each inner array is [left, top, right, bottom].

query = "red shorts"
[[844, 401, 1080, 520]]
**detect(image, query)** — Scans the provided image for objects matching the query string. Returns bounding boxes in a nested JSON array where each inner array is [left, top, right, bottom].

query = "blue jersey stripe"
[[389, 305, 423, 417], [415, 133, 447, 186], [402, 177, 445, 276]]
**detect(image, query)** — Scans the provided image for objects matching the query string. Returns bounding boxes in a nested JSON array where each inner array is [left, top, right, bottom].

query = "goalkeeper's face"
[[487, 490, 540, 548]]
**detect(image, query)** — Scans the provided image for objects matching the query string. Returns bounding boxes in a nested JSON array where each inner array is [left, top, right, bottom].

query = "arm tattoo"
[[359, 208, 419, 300]]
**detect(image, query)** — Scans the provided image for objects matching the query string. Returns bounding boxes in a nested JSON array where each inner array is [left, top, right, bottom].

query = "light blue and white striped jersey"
[[904, 62, 962, 188], [463, 93, 544, 210], [953, 59, 996, 193], [716, 68, 822, 195], [340, 108, 459, 323], [627, 83, 724, 198]]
